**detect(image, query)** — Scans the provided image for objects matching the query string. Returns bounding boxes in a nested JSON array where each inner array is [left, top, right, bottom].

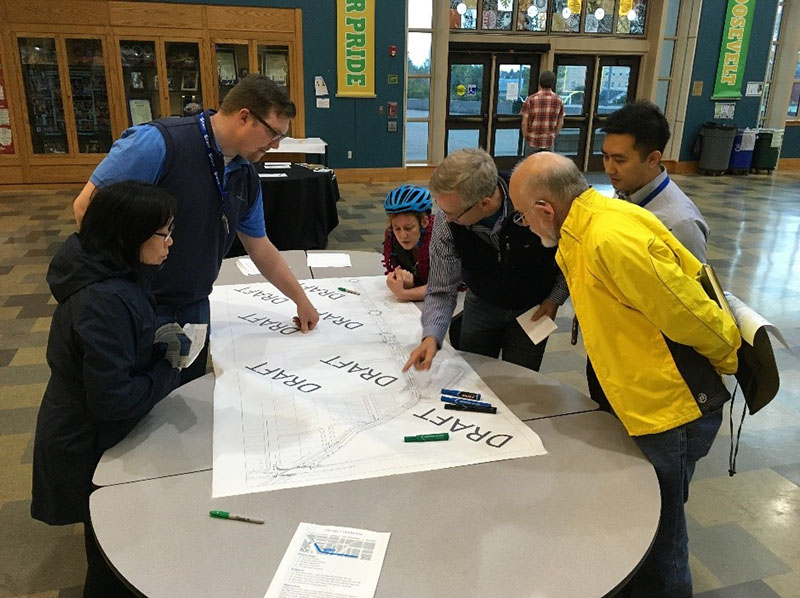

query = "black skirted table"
[[228, 164, 339, 256], [259, 163, 339, 250]]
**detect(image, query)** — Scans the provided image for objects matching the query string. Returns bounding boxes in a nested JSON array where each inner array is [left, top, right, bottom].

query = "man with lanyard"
[[519, 70, 564, 157], [583, 101, 711, 410], [602, 100, 709, 262], [403, 148, 567, 373], [73, 75, 319, 384]]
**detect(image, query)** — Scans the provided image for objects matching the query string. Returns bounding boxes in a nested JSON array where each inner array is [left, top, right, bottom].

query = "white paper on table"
[[209, 276, 547, 499], [306, 253, 352, 268], [264, 522, 390, 598], [258, 173, 288, 178], [261, 162, 292, 169], [516, 304, 557, 345], [236, 258, 260, 276]]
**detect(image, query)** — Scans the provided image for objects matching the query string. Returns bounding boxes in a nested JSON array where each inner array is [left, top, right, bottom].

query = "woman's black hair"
[[79, 181, 177, 273]]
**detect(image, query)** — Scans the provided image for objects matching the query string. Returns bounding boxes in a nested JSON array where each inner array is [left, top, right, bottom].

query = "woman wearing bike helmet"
[[382, 184, 434, 302]]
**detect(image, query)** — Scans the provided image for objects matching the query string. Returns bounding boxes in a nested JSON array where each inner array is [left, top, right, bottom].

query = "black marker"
[[444, 403, 497, 414], [441, 388, 481, 401]]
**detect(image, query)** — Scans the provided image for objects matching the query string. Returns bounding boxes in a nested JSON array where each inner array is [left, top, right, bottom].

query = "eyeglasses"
[[249, 111, 287, 143], [152, 222, 175, 244], [512, 200, 548, 226], [441, 201, 478, 223]]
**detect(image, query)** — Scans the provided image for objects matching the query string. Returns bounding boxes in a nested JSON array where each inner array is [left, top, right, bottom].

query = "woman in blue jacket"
[[31, 181, 183, 597]]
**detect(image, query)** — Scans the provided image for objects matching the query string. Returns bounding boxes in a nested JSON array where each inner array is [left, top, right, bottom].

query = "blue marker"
[[441, 388, 481, 401], [440, 396, 493, 409]]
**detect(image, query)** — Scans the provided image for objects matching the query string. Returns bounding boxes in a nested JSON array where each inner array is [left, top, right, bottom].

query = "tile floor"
[[0, 169, 799, 597]]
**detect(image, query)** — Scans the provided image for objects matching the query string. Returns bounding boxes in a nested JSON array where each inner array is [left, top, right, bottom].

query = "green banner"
[[712, 0, 757, 100]]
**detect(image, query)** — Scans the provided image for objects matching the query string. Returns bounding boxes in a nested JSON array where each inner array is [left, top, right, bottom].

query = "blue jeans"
[[156, 298, 210, 386], [620, 408, 723, 598], [459, 290, 548, 372]]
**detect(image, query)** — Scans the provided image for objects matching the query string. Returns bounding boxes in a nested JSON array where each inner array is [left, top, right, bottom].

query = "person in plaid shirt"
[[520, 71, 564, 156]]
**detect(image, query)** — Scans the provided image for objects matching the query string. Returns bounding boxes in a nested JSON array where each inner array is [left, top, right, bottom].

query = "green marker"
[[404, 433, 449, 443], [209, 510, 264, 524], [337, 287, 360, 295]]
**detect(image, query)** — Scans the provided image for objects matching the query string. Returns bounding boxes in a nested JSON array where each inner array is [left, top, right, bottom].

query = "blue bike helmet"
[[384, 185, 432, 214]]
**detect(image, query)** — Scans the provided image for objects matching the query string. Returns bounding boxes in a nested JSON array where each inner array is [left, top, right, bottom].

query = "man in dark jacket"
[[404, 148, 568, 372]]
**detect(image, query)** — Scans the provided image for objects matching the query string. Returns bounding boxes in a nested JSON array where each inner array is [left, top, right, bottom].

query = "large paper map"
[[210, 276, 546, 498]]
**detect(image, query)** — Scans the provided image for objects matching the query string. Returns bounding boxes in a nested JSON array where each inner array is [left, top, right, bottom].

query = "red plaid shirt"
[[520, 89, 564, 148]]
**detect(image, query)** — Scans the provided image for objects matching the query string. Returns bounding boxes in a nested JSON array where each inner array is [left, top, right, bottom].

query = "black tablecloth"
[[227, 164, 339, 256]]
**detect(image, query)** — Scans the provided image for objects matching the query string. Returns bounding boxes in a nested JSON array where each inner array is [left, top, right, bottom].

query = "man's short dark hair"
[[81, 181, 177, 273], [539, 70, 556, 89], [603, 100, 670, 160], [221, 74, 296, 119]]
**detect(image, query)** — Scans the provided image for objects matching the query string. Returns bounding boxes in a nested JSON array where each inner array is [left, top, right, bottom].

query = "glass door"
[[165, 41, 203, 117], [65, 38, 112, 153], [445, 52, 491, 156], [17, 37, 68, 154], [586, 56, 639, 170], [553, 55, 594, 168], [119, 39, 162, 125], [492, 55, 538, 171]]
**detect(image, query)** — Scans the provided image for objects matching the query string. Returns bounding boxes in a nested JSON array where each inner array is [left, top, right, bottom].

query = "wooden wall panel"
[[28, 163, 96, 183], [205, 6, 295, 34], [3, 0, 109, 27], [109, 2, 205, 30]]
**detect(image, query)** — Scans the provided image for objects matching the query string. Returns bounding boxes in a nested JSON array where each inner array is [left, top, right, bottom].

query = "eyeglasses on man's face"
[[249, 111, 288, 143], [440, 201, 478, 223], [152, 221, 175, 244], [512, 200, 548, 227]]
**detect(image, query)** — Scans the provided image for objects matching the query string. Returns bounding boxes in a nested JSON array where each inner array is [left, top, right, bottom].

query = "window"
[[450, 0, 647, 35], [407, 0, 433, 163], [654, 0, 679, 112], [759, 1, 784, 126], [789, 50, 800, 120]]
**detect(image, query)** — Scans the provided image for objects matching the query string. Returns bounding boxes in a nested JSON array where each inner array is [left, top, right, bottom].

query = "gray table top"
[[216, 250, 311, 284], [90, 410, 659, 598]]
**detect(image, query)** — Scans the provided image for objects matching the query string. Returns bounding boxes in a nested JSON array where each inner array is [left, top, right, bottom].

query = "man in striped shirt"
[[403, 148, 568, 373], [520, 71, 564, 156]]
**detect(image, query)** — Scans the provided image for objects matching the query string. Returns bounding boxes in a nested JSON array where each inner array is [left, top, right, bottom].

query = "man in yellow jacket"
[[509, 152, 741, 597]]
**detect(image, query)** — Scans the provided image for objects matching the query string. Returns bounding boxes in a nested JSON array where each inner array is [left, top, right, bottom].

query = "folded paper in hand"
[[515, 304, 557, 345], [154, 323, 208, 370]]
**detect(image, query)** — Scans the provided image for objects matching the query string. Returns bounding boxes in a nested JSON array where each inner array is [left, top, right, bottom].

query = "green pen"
[[209, 510, 264, 524], [404, 433, 449, 443]]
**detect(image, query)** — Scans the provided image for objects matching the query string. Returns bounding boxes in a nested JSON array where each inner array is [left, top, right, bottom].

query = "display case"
[[165, 41, 203, 117], [215, 42, 249, 103], [120, 39, 161, 125], [17, 37, 68, 154], [66, 38, 112, 153]]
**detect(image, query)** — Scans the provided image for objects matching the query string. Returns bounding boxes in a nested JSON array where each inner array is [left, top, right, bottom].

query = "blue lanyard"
[[197, 112, 230, 233], [638, 174, 670, 208], [197, 112, 227, 201]]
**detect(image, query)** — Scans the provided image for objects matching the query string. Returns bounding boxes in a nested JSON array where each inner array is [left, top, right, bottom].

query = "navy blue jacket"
[[31, 234, 180, 525], [151, 111, 261, 305]]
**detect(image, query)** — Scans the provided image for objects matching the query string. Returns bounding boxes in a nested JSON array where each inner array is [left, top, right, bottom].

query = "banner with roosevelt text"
[[712, 0, 757, 100], [337, 0, 375, 97]]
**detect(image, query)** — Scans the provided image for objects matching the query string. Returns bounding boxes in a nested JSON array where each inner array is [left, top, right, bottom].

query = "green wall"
[[163, 0, 406, 168]]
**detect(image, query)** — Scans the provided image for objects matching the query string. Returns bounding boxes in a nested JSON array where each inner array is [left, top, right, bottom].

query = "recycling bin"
[[750, 128, 783, 174], [728, 128, 756, 174]]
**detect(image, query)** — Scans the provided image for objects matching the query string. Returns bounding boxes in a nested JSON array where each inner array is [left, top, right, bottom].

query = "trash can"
[[750, 128, 783, 174], [698, 123, 737, 175], [728, 128, 756, 174]]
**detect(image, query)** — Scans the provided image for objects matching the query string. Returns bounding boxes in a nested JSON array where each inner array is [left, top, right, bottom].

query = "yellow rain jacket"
[[557, 188, 741, 436]]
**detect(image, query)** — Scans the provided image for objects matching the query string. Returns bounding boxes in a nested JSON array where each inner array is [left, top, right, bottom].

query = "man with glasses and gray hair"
[[509, 151, 740, 598], [403, 148, 567, 373], [73, 75, 319, 384]]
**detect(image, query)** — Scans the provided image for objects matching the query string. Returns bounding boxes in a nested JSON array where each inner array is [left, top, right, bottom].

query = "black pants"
[[83, 521, 138, 597]]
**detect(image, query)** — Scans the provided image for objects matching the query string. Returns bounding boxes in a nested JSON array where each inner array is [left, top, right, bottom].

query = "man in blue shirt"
[[73, 75, 319, 384]]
